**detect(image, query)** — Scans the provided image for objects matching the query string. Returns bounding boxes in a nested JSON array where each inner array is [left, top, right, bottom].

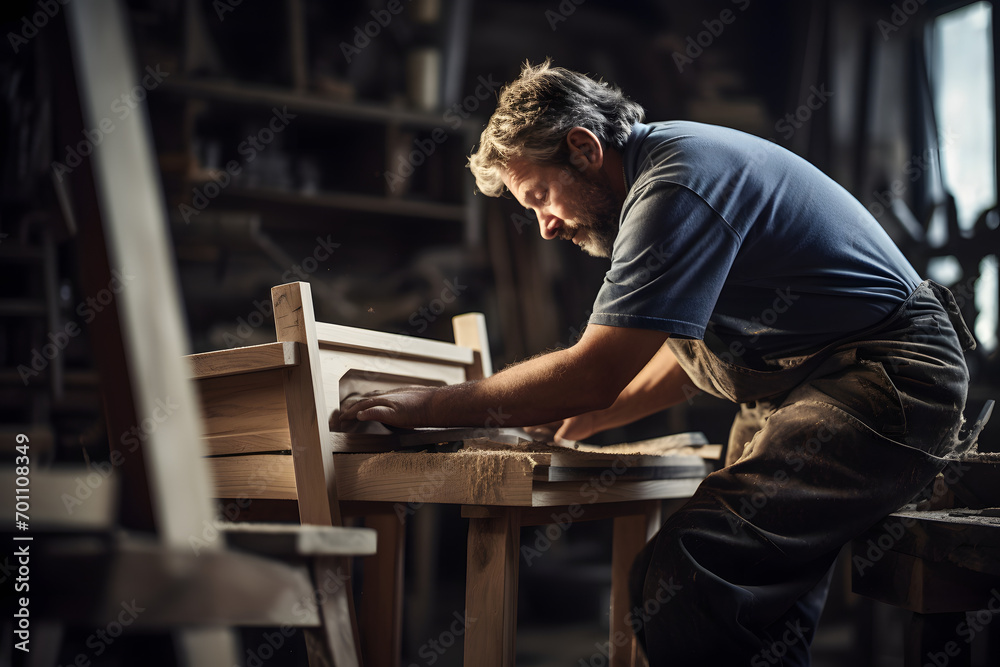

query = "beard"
[[558, 169, 622, 258]]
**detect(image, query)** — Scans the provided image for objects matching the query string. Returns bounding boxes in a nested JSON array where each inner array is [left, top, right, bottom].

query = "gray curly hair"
[[468, 59, 645, 197]]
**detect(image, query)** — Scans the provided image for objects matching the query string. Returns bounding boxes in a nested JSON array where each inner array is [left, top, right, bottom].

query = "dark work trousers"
[[630, 281, 980, 666]]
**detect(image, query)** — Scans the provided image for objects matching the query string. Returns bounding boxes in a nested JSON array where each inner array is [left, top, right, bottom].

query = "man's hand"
[[333, 386, 434, 430], [525, 413, 598, 443]]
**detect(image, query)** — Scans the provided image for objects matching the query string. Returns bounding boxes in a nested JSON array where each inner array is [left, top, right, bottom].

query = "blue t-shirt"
[[589, 121, 921, 366]]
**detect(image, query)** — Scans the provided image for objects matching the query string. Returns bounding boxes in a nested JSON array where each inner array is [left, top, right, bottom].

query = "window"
[[928, 1, 997, 351]]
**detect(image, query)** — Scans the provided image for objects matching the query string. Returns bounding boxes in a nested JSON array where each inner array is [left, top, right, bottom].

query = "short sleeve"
[[589, 183, 743, 339]]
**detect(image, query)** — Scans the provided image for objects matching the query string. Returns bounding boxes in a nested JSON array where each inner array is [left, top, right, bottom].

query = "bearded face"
[[503, 158, 623, 259]]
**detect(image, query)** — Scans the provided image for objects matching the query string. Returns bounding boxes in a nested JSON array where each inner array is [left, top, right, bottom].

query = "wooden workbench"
[[187, 340, 711, 666]]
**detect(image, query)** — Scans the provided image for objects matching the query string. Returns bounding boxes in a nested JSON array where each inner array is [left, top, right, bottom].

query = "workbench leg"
[[465, 510, 520, 667], [361, 513, 405, 667], [611, 501, 662, 667]]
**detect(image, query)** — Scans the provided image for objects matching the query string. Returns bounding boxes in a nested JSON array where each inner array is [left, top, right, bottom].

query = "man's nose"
[[538, 211, 561, 240]]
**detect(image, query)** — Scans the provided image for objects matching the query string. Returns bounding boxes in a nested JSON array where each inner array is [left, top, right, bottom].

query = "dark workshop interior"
[[1, 0, 999, 665]]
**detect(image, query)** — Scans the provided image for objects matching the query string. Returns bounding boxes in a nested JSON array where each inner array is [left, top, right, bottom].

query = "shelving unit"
[[131, 0, 490, 358]]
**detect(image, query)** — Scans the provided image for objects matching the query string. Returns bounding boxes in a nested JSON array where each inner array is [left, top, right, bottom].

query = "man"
[[341, 61, 981, 664]]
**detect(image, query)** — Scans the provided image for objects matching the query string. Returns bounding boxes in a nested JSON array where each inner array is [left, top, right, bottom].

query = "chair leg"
[[304, 556, 362, 667], [464, 509, 520, 667]]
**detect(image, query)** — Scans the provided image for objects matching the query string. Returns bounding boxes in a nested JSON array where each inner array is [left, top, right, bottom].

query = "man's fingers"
[[357, 405, 396, 423]]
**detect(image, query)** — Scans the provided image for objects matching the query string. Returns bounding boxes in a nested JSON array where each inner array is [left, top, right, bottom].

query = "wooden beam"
[[332, 451, 537, 505], [315, 321, 474, 365], [196, 369, 290, 438], [452, 312, 493, 378], [204, 429, 291, 456], [465, 510, 520, 667], [531, 479, 703, 507], [208, 455, 298, 501], [222, 522, 377, 557], [272, 282, 339, 526], [187, 342, 299, 380]]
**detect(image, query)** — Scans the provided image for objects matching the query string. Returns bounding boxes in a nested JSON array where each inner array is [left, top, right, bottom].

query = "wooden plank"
[[611, 502, 660, 667], [531, 478, 703, 507], [329, 427, 528, 453], [37, 537, 321, 627], [548, 452, 707, 469], [546, 464, 708, 482], [67, 0, 219, 550], [204, 429, 291, 456], [554, 433, 709, 454], [187, 342, 298, 380], [208, 455, 298, 501], [465, 510, 520, 667], [222, 522, 377, 556], [333, 451, 537, 505], [361, 513, 406, 667], [452, 312, 493, 378], [272, 282, 338, 526], [196, 369, 289, 438], [315, 321, 474, 365]]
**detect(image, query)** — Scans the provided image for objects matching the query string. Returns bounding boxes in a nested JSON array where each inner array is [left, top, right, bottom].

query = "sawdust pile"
[[354, 443, 547, 504]]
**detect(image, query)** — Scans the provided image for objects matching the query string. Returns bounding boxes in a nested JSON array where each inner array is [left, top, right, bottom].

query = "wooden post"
[[452, 312, 493, 379], [611, 501, 661, 667], [361, 512, 406, 667], [465, 508, 520, 667], [272, 282, 339, 527]]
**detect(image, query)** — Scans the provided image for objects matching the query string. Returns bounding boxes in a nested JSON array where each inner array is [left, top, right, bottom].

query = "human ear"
[[565, 127, 604, 172]]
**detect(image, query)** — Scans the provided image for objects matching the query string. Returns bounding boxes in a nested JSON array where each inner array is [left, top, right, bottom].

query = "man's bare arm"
[[550, 342, 698, 442], [338, 324, 668, 429]]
